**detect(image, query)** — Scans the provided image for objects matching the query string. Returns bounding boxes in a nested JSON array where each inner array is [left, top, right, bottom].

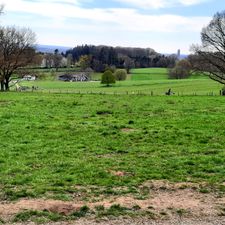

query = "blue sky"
[[1, 0, 224, 53]]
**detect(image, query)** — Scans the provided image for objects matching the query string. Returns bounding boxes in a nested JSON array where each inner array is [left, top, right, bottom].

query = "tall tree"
[[0, 26, 36, 91], [192, 11, 225, 84], [53, 49, 63, 71], [122, 55, 135, 74]]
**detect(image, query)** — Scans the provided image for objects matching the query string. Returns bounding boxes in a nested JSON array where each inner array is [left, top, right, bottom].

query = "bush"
[[114, 69, 127, 81], [169, 59, 192, 79], [101, 70, 116, 86]]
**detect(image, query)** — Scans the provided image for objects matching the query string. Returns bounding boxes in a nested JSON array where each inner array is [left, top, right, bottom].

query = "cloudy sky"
[[1, 0, 224, 53]]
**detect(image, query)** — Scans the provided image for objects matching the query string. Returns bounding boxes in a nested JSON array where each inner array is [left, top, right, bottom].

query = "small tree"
[[0, 26, 36, 91], [79, 55, 91, 71], [123, 56, 135, 74], [114, 69, 127, 81], [101, 70, 115, 86], [169, 59, 192, 79]]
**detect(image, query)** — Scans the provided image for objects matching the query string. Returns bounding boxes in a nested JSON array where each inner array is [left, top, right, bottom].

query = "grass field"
[[1, 68, 225, 222], [17, 68, 223, 96], [1, 92, 225, 201], [131, 68, 168, 80]]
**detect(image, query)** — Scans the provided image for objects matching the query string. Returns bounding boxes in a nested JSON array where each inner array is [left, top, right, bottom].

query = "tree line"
[[65, 45, 177, 73]]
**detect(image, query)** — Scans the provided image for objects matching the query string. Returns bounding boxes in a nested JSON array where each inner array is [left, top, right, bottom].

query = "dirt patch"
[[121, 128, 137, 133], [0, 181, 224, 222], [109, 170, 132, 177], [0, 199, 83, 217]]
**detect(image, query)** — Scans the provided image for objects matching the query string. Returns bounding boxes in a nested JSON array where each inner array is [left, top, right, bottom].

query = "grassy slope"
[[19, 68, 222, 95], [131, 68, 168, 80], [1, 92, 225, 200]]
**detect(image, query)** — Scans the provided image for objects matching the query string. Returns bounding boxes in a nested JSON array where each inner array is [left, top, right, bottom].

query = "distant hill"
[[37, 44, 72, 53]]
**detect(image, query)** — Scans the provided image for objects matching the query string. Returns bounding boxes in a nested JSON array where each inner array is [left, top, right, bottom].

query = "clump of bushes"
[[114, 69, 127, 81], [168, 59, 192, 79]]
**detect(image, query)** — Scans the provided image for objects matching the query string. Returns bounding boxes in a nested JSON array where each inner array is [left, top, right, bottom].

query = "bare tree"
[[43, 53, 54, 68], [192, 11, 225, 84], [0, 26, 36, 91], [118, 54, 135, 74]]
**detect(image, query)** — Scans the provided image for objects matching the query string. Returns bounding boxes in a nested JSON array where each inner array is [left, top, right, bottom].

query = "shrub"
[[101, 70, 116, 86], [169, 59, 192, 79], [114, 69, 127, 81]]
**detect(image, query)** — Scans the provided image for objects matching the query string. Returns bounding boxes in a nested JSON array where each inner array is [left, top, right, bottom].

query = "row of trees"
[[65, 45, 177, 73]]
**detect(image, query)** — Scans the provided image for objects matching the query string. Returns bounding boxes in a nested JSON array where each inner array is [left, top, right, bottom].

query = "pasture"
[[1, 92, 225, 197], [17, 68, 223, 95], [1, 68, 225, 222]]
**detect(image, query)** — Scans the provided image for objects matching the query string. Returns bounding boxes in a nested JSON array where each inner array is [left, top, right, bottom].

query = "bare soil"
[[3, 217, 225, 225], [1, 181, 225, 224]]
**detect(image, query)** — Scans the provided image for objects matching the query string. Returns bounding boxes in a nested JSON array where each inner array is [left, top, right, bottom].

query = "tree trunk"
[[4, 77, 9, 91], [0, 80, 4, 91]]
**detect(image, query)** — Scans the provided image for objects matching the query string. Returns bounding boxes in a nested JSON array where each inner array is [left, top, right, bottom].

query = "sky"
[[1, 0, 224, 54]]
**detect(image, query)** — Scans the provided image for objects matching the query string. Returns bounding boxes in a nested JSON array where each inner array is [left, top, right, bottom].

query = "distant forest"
[[65, 45, 177, 72]]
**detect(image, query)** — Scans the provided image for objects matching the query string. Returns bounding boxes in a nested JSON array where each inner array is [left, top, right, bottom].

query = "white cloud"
[[114, 0, 210, 9], [3, 0, 210, 32], [1, 0, 211, 53]]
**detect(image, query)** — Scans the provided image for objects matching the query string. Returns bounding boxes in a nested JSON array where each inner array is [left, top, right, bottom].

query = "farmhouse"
[[23, 75, 36, 81], [58, 73, 90, 82]]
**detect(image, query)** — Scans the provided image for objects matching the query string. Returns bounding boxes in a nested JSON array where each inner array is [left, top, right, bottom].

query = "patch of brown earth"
[[121, 128, 137, 133], [0, 199, 82, 217], [91, 189, 218, 217], [0, 181, 224, 221], [109, 170, 132, 177]]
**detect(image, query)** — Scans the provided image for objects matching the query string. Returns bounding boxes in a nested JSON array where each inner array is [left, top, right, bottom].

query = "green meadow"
[[18, 68, 222, 95], [0, 68, 225, 202]]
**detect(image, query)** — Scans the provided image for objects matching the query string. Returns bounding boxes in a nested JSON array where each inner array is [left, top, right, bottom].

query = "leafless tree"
[[0, 26, 36, 91], [192, 11, 225, 84], [118, 54, 135, 74]]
